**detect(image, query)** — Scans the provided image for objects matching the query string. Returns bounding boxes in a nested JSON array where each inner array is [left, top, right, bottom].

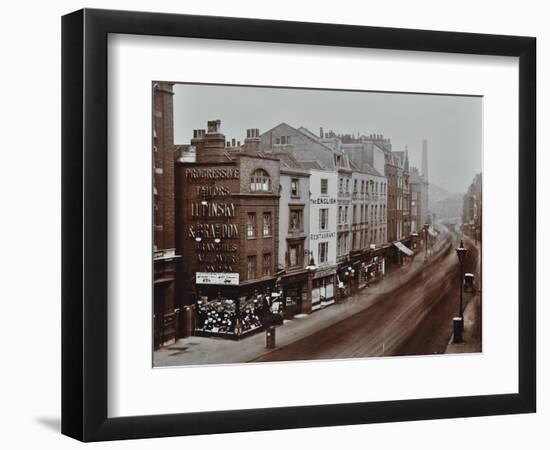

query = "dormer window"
[[250, 169, 271, 192]]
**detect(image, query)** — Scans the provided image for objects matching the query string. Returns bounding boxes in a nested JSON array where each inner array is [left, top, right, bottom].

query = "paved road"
[[254, 231, 480, 362]]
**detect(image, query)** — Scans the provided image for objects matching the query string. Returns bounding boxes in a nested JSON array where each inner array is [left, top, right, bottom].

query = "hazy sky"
[[173, 83, 482, 194]]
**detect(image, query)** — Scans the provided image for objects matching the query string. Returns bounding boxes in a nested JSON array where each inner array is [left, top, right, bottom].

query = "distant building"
[[393, 147, 411, 239], [463, 173, 482, 243], [421, 138, 430, 225], [321, 130, 388, 286]]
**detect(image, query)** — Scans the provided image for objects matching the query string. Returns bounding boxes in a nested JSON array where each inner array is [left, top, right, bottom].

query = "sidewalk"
[[445, 238, 482, 354], [154, 237, 451, 367], [444, 293, 481, 354]]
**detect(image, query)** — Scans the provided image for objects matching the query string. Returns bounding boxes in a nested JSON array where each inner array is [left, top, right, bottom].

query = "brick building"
[[174, 121, 281, 323], [153, 82, 181, 348]]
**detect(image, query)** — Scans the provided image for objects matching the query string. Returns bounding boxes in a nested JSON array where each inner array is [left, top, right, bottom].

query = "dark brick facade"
[[175, 122, 281, 309], [153, 82, 180, 348]]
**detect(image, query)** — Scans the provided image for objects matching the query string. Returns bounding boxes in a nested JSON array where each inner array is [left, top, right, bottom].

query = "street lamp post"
[[304, 252, 317, 314], [453, 240, 468, 343]]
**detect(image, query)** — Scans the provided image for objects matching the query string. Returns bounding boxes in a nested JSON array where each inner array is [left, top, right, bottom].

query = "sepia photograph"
[[152, 82, 482, 367]]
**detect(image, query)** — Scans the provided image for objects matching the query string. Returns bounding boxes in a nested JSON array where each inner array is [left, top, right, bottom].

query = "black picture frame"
[[62, 8, 536, 442]]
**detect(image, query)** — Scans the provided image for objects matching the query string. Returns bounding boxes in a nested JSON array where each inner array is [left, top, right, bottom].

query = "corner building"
[[175, 121, 280, 316]]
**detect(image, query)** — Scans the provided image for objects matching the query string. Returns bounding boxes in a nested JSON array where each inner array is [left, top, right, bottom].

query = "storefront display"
[[195, 292, 284, 339]]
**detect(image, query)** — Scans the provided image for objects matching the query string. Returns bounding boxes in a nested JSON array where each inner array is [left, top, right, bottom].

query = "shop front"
[[312, 266, 337, 310], [337, 259, 361, 299], [393, 240, 415, 265], [361, 248, 386, 285], [193, 276, 278, 340], [280, 270, 309, 318]]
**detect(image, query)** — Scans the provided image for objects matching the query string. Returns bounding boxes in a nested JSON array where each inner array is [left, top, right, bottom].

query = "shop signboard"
[[196, 272, 239, 285]]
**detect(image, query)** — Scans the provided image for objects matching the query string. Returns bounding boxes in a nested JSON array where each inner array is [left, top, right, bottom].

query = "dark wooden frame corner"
[[62, 8, 536, 442]]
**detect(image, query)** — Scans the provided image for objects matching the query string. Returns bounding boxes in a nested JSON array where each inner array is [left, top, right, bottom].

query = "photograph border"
[[61, 8, 536, 441]]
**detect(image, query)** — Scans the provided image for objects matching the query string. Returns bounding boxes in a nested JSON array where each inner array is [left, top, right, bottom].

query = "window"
[[276, 136, 290, 145], [263, 253, 272, 277], [277, 135, 290, 145], [338, 206, 343, 224], [290, 178, 299, 197], [288, 243, 302, 267], [344, 206, 349, 224], [353, 205, 357, 224], [250, 169, 271, 192], [361, 180, 365, 194], [247, 255, 256, 280], [353, 179, 358, 194], [289, 208, 303, 232], [345, 179, 350, 194], [320, 178, 328, 195], [318, 242, 328, 264], [247, 213, 256, 238], [339, 178, 343, 194], [319, 208, 329, 230], [263, 213, 272, 237]]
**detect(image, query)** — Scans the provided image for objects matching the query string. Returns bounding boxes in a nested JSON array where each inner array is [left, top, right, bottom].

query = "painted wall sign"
[[310, 231, 336, 241], [190, 202, 236, 218], [185, 167, 239, 180], [310, 197, 337, 205], [194, 185, 232, 197], [188, 223, 239, 239]]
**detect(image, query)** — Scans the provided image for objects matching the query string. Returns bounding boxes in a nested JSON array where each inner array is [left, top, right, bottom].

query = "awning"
[[393, 241, 414, 256]]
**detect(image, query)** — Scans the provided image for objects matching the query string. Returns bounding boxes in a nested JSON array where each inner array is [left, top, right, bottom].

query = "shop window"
[[250, 169, 271, 192], [247, 213, 256, 238], [247, 255, 257, 280]]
